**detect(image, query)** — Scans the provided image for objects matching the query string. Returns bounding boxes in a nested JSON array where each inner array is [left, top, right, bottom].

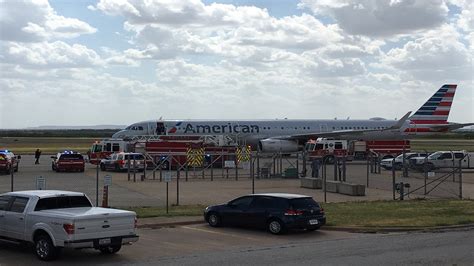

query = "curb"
[[322, 223, 474, 233], [138, 220, 204, 229], [138, 219, 474, 233]]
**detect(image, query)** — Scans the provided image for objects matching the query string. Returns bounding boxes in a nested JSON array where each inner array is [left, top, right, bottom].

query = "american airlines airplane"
[[112, 84, 473, 152]]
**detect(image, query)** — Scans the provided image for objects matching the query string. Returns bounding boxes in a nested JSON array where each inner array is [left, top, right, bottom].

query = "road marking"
[[181, 226, 262, 241]]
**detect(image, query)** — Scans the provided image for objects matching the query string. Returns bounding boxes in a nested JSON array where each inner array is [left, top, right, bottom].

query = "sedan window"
[[290, 198, 318, 209], [229, 196, 253, 208]]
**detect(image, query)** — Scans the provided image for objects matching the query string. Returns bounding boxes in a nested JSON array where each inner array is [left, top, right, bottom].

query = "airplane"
[[112, 84, 473, 152]]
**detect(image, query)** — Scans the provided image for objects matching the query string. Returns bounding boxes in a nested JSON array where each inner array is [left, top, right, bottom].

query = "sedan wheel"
[[268, 219, 284, 235], [208, 213, 220, 227]]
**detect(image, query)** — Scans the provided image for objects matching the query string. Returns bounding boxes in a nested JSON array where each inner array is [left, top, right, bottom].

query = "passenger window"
[[229, 197, 253, 208], [440, 153, 452, 160], [105, 143, 112, 152], [112, 143, 120, 152], [454, 153, 463, 159], [0, 196, 11, 211], [335, 142, 343, 149], [252, 197, 274, 209], [9, 197, 29, 213]]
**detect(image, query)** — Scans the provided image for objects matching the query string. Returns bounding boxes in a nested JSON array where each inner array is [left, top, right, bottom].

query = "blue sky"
[[0, 0, 472, 128]]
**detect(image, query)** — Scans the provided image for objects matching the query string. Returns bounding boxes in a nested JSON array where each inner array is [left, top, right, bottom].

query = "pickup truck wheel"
[[99, 245, 122, 254], [423, 163, 434, 172], [35, 234, 60, 261]]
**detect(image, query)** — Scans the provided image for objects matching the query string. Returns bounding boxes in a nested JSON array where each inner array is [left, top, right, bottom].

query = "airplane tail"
[[409, 84, 457, 125]]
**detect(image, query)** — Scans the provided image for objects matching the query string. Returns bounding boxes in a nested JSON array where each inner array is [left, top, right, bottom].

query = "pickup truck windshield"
[[35, 196, 92, 211]]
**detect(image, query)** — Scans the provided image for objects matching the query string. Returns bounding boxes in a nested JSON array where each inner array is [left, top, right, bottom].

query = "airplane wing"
[[275, 112, 412, 141]]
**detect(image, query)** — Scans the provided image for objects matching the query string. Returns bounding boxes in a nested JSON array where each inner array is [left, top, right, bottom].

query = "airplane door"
[[156, 122, 167, 135], [320, 124, 328, 132]]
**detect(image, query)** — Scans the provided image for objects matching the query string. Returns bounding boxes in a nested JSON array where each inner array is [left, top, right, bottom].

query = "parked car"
[[204, 193, 326, 234], [0, 190, 139, 261], [380, 152, 428, 170], [51, 151, 85, 172], [0, 150, 21, 173], [410, 151, 474, 171], [100, 152, 146, 172]]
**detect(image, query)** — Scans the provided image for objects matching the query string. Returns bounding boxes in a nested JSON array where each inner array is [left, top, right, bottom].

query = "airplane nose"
[[112, 130, 124, 138]]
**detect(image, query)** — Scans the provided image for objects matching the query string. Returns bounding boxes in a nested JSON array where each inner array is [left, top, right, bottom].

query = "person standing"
[[34, 149, 41, 164], [311, 159, 320, 178]]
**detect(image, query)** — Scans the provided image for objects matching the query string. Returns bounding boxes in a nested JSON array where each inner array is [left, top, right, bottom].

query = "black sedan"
[[204, 193, 326, 234]]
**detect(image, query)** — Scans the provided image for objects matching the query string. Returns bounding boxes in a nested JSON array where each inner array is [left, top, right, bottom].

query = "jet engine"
[[258, 139, 299, 153]]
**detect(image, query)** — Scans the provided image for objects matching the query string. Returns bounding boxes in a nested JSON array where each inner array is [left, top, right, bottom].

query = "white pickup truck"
[[410, 151, 474, 171], [0, 190, 139, 261]]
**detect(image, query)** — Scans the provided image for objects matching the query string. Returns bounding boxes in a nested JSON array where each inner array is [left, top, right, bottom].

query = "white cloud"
[[382, 25, 471, 81], [2, 41, 102, 68], [0, 0, 96, 42], [94, 0, 344, 59], [299, 0, 449, 37]]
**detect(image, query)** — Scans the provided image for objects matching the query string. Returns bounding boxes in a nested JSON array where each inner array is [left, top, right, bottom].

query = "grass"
[[125, 199, 474, 228], [0, 137, 96, 154], [322, 199, 474, 227]]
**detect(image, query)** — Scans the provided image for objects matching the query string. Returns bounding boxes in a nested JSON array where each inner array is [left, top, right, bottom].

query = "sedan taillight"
[[284, 209, 303, 216]]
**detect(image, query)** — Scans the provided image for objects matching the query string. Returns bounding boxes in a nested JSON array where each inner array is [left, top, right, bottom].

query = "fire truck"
[[87, 136, 243, 169], [305, 138, 411, 163]]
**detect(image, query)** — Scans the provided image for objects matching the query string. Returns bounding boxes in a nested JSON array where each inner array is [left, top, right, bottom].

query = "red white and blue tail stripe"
[[407, 84, 457, 132]]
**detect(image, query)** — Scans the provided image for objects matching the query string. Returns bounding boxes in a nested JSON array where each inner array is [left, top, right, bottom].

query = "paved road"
[[1, 225, 472, 265]]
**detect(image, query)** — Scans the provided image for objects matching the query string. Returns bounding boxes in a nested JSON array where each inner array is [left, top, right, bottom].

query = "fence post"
[[302, 151, 307, 177], [459, 159, 463, 199], [256, 150, 260, 179], [210, 154, 214, 182], [296, 153, 299, 178], [251, 152, 255, 194], [323, 158, 327, 203], [366, 155, 370, 188], [176, 168, 180, 206], [342, 156, 346, 182], [127, 155, 131, 181], [392, 163, 396, 200]]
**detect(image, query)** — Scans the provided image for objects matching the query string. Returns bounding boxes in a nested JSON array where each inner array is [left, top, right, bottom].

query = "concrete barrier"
[[300, 177, 322, 189], [325, 180, 339, 193], [338, 182, 366, 196]]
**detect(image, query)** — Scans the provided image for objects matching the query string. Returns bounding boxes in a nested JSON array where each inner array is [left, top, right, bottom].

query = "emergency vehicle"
[[305, 138, 411, 163], [51, 151, 85, 172], [88, 137, 243, 169], [0, 150, 21, 173]]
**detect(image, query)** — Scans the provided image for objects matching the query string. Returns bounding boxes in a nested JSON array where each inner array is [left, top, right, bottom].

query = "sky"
[[0, 0, 472, 129]]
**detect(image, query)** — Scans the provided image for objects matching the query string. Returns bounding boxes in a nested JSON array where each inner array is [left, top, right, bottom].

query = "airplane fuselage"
[[113, 119, 418, 145]]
